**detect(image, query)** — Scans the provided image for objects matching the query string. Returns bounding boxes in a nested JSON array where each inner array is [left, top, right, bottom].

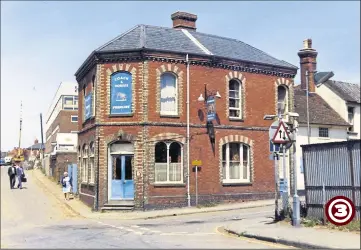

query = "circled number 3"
[[334, 204, 348, 217]]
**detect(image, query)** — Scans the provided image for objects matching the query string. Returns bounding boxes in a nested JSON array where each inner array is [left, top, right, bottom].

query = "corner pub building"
[[75, 12, 298, 211]]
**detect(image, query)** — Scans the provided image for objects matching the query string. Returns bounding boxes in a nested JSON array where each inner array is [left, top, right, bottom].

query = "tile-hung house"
[[294, 39, 350, 193], [74, 12, 298, 210]]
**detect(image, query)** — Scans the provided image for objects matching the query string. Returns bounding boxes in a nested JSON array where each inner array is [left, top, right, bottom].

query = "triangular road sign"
[[271, 121, 291, 144]]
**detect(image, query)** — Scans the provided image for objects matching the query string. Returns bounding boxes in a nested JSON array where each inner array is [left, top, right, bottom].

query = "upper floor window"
[[63, 95, 78, 110], [222, 142, 250, 183], [277, 85, 289, 117], [348, 106, 355, 132], [229, 79, 242, 119], [154, 141, 182, 183], [160, 73, 178, 116], [319, 127, 329, 138], [71, 115, 78, 123]]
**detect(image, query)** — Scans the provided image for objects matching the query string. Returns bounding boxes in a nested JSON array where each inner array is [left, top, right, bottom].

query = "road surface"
[[1, 167, 291, 249]]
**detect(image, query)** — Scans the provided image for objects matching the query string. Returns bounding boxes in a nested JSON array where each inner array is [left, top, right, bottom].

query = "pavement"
[[31, 168, 275, 220], [1, 166, 293, 249], [225, 215, 361, 249]]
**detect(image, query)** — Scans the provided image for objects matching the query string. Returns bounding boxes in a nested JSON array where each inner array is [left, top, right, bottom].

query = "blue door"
[[111, 155, 134, 200], [67, 164, 78, 194]]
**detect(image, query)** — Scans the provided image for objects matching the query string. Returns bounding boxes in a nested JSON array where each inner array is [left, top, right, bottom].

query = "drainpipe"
[[95, 136, 100, 211], [186, 54, 191, 207]]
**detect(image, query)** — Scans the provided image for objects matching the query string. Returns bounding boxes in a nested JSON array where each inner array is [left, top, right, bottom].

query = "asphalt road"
[[1, 166, 290, 249]]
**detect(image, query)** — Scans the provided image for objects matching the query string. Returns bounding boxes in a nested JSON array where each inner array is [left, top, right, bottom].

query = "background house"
[[293, 39, 352, 193], [316, 80, 360, 140], [43, 81, 78, 181]]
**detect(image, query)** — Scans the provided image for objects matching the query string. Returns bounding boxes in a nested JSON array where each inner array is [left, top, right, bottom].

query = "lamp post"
[[305, 70, 334, 144]]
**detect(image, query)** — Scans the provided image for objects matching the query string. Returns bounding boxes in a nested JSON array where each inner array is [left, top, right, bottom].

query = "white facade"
[[316, 84, 360, 140], [296, 125, 348, 190], [45, 81, 78, 132], [45, 81, 78, 156]]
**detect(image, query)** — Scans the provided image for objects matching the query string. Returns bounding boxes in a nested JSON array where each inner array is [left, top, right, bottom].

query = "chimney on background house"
[[171, 11, 197, 31], [34, 139, 39, 144], [298, 39, 318, 92]]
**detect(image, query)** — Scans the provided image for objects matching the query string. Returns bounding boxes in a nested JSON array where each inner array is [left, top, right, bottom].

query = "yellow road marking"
[[215, 226, 297, 249]]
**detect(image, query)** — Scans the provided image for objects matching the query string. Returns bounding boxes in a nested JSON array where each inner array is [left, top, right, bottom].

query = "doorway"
[[110, 155, 134, 200]]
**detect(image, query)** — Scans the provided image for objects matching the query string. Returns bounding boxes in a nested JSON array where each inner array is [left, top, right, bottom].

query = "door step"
[[101, 200, 134, 212]]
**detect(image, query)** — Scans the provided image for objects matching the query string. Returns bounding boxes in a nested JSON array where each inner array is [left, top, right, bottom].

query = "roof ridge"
[[331, 80, 360, 87], [96, 24, 141, 51]]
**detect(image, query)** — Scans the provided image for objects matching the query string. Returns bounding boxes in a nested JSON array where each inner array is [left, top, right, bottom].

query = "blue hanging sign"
[[206, 96, 216, 121], [84, 93, 92, 120], [110, 72, 132, 115]]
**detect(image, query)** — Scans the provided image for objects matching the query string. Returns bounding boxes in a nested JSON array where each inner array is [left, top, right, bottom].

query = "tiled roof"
[[324, 80, 360, 104], [96, 24, 297, 69], [294, 86, 350, 126]]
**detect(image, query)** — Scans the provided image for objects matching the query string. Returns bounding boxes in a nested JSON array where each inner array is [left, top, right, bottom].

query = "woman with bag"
[[61, 172, 72, 201]]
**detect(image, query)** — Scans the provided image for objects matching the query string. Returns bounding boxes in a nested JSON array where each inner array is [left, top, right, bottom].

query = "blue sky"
[[1, 1, 360, 151]]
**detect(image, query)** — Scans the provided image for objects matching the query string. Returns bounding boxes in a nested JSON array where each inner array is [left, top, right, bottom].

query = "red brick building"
[[75, 12, 298, 210]]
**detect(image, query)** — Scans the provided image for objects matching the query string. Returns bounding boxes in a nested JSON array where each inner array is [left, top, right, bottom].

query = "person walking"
[[7, 163, 17, 189], [61, 172, 72, 201], [15, 161, 24, 189]]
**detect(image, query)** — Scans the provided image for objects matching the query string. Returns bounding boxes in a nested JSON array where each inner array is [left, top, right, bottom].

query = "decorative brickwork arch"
[[104, 129, 137, 145], [225, 71, 247, 120], [218, 134, 254, 184], [156, 64, 184, 116], [274, 78, 294, 118], [106, 64, 137, 115]]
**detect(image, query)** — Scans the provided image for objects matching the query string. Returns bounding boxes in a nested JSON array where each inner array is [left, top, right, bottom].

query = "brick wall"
[[50, 152, 77, 184], [45, 110, 78, 153], [77, 58, 295, 210]]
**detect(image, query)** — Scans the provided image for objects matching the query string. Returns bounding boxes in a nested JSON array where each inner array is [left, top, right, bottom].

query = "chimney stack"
[[34, 139, 39, 144], [171, 11, 197, 31], [298, 38, 318, 92]]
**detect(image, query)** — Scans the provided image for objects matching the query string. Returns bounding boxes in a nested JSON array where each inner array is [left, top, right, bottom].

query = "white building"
[[294, 87, 350, 192], [292, 39, 351, 193], [316, 81, 360, 140], [44, 81, 79, 155]]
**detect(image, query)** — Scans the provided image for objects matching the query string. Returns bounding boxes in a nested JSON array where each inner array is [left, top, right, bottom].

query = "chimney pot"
[[171, 11, 197, 31], [303, 39, 312, 49]]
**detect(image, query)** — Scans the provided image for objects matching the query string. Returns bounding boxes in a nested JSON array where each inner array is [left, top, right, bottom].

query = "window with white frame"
[[277, 85, 289, 116], [229, 79, 242, 118], [71, 115, 78, 123], [89, 142, 95, 184], [63, 95, 78, 110], [82, 144, 88, 182], [154, 141, 183, 183], [160, 73, 178, 115], [319, 127, 329, 138], [222, 143, 250, 183]]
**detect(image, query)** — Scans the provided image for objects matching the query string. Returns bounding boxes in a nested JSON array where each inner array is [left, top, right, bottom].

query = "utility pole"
[[40, 113, 45, 159]]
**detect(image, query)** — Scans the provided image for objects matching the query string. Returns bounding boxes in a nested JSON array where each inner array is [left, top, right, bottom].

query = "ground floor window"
[[154, 141, 183, 183], [222, 142, 250, 183]]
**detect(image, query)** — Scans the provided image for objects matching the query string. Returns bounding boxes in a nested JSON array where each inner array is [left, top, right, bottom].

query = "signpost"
[[192, 160, 202, 206], [269, 120, 292, 221]]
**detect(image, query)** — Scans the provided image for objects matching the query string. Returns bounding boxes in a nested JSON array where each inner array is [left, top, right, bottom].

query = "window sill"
[[222, 181, 252, 186], [347, 131, 358, 135], [109, 113, 134, 117], [160, 114, 180, 118], [229, 117, 244, 122], [153, 183, 185, 187], [88, 182, 95, 186]]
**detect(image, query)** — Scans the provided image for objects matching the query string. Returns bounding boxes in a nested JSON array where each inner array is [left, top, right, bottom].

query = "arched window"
[[89, 142, 95, 184], [229, 79, 242, 119], [222, 142, 250, 183], [160, 73, 178, 115], [277, 85, 289, 116], [82, 144, 88, 183], [154, 141, 183, 183]]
